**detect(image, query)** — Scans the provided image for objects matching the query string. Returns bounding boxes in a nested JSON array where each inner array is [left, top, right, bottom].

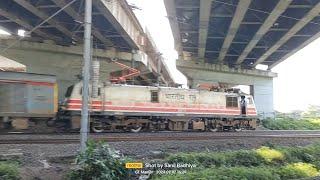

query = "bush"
[[161, 144, 320, 180], [226, 150, 264, 167], [167, 150, 265, 168], [262, 118, 320, 130], [256, 146, 284, 163], [154, 167, 280, 180], [167, 153, 197, 165], [167, 152, 226, 168], [280, 144, 320, 168], [154, 164, 320, 180], [278, 163, 319, 179], [0, 162, 19, 180], [195, 153, 226, 168], [67, 141, 130, 180]]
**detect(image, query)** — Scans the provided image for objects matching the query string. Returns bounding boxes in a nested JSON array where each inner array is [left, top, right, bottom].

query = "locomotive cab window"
[[151, 91, 159, 103], [226, 96, 238, 108], [80, 87, 100, 96], [65, 85, 74, 97], [98, 88, 101, 96]]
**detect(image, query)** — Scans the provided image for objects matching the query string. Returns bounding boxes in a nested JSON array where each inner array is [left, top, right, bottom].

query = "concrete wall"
[[2, 48, 121, 100], [177, 60, 276, 117]]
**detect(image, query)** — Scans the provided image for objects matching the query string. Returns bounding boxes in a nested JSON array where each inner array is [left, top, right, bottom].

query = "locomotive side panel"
[[105, 85, 151, 104], [159, 88, 195, 104], [159, 88, 241, 116], [103, 86, 163, 113], [198, 91, 226, 107]]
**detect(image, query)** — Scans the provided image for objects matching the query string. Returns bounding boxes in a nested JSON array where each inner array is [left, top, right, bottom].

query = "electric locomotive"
[[61, 81, 257, 132], [0, 71, 258, 132]]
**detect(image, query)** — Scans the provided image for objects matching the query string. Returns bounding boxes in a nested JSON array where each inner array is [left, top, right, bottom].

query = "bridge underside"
[[165, 0, 320, 115], [165, 0, 320, 69], [0, 0, 141, 50], [0, 0, 175, 90]]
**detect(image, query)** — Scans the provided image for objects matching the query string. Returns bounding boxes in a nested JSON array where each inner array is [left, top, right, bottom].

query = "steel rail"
[[1, 134, 320, 144]]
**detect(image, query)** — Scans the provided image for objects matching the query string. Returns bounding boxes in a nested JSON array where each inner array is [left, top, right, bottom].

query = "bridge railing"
[[98, 0, 145, 49]]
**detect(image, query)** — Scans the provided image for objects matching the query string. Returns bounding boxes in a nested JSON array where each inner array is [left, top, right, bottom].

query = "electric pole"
[[81, 0, 92, 152]]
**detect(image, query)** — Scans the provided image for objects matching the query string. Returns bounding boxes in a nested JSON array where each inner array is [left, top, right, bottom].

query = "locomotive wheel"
[[208, 121, 219, 132], [130, 125, 142, 133], [46, 118, 55, 127], [233, 122, 242, 132], [91, 121, 104, 133], [209, 127, 218, 132]]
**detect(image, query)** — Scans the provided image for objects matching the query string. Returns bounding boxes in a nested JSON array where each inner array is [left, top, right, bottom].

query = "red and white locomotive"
[[0, 71, 258, 132], [62, 81, 258, 132]]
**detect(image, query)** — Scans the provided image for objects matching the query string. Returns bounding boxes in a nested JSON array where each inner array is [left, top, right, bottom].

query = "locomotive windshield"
[[65, 85, 74, 98]]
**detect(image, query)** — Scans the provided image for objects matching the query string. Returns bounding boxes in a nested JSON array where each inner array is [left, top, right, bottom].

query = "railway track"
[[1, 133, 320, 144]]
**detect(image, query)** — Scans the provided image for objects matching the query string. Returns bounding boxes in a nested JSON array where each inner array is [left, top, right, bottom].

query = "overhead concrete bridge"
[[165, 0, 320, 116], [0, 0, 175, 100]]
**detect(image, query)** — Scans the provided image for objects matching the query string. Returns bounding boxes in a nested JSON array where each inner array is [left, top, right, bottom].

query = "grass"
[[154, 164, 319, 180], [262, 117, 320, 130], [0, 162, 19, 180], [154, 143, 320, 180], [153, 167, 278, 180]]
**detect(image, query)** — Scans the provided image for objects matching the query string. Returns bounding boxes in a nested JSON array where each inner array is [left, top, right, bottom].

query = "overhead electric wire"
[[0, 0, 77, 53], [71, 0, 84, 31]]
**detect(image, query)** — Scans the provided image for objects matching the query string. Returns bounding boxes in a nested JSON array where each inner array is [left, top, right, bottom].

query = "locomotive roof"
[[73, 81, 250, 96], [105, 83, 244, 96]]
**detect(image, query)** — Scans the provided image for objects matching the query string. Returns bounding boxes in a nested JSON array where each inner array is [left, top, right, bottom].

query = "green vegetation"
[[0, 162, 19, 180], [154, 164, 319, 180], [279, 162, 319, 179], [154, 167, 277, 180], [262, 117, 320, 130], [154, 143, 320, 180], [67, 141, 130, 180], [65, 141, 320, 180], [262, 105, 320, 130], [255, 146, 284, 162]]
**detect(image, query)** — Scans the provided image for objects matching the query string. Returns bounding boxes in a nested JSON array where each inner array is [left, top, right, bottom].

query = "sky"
[[126, 0, 185, 84], [127, 0, 320, 113], [0, 0, 319, 113]]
